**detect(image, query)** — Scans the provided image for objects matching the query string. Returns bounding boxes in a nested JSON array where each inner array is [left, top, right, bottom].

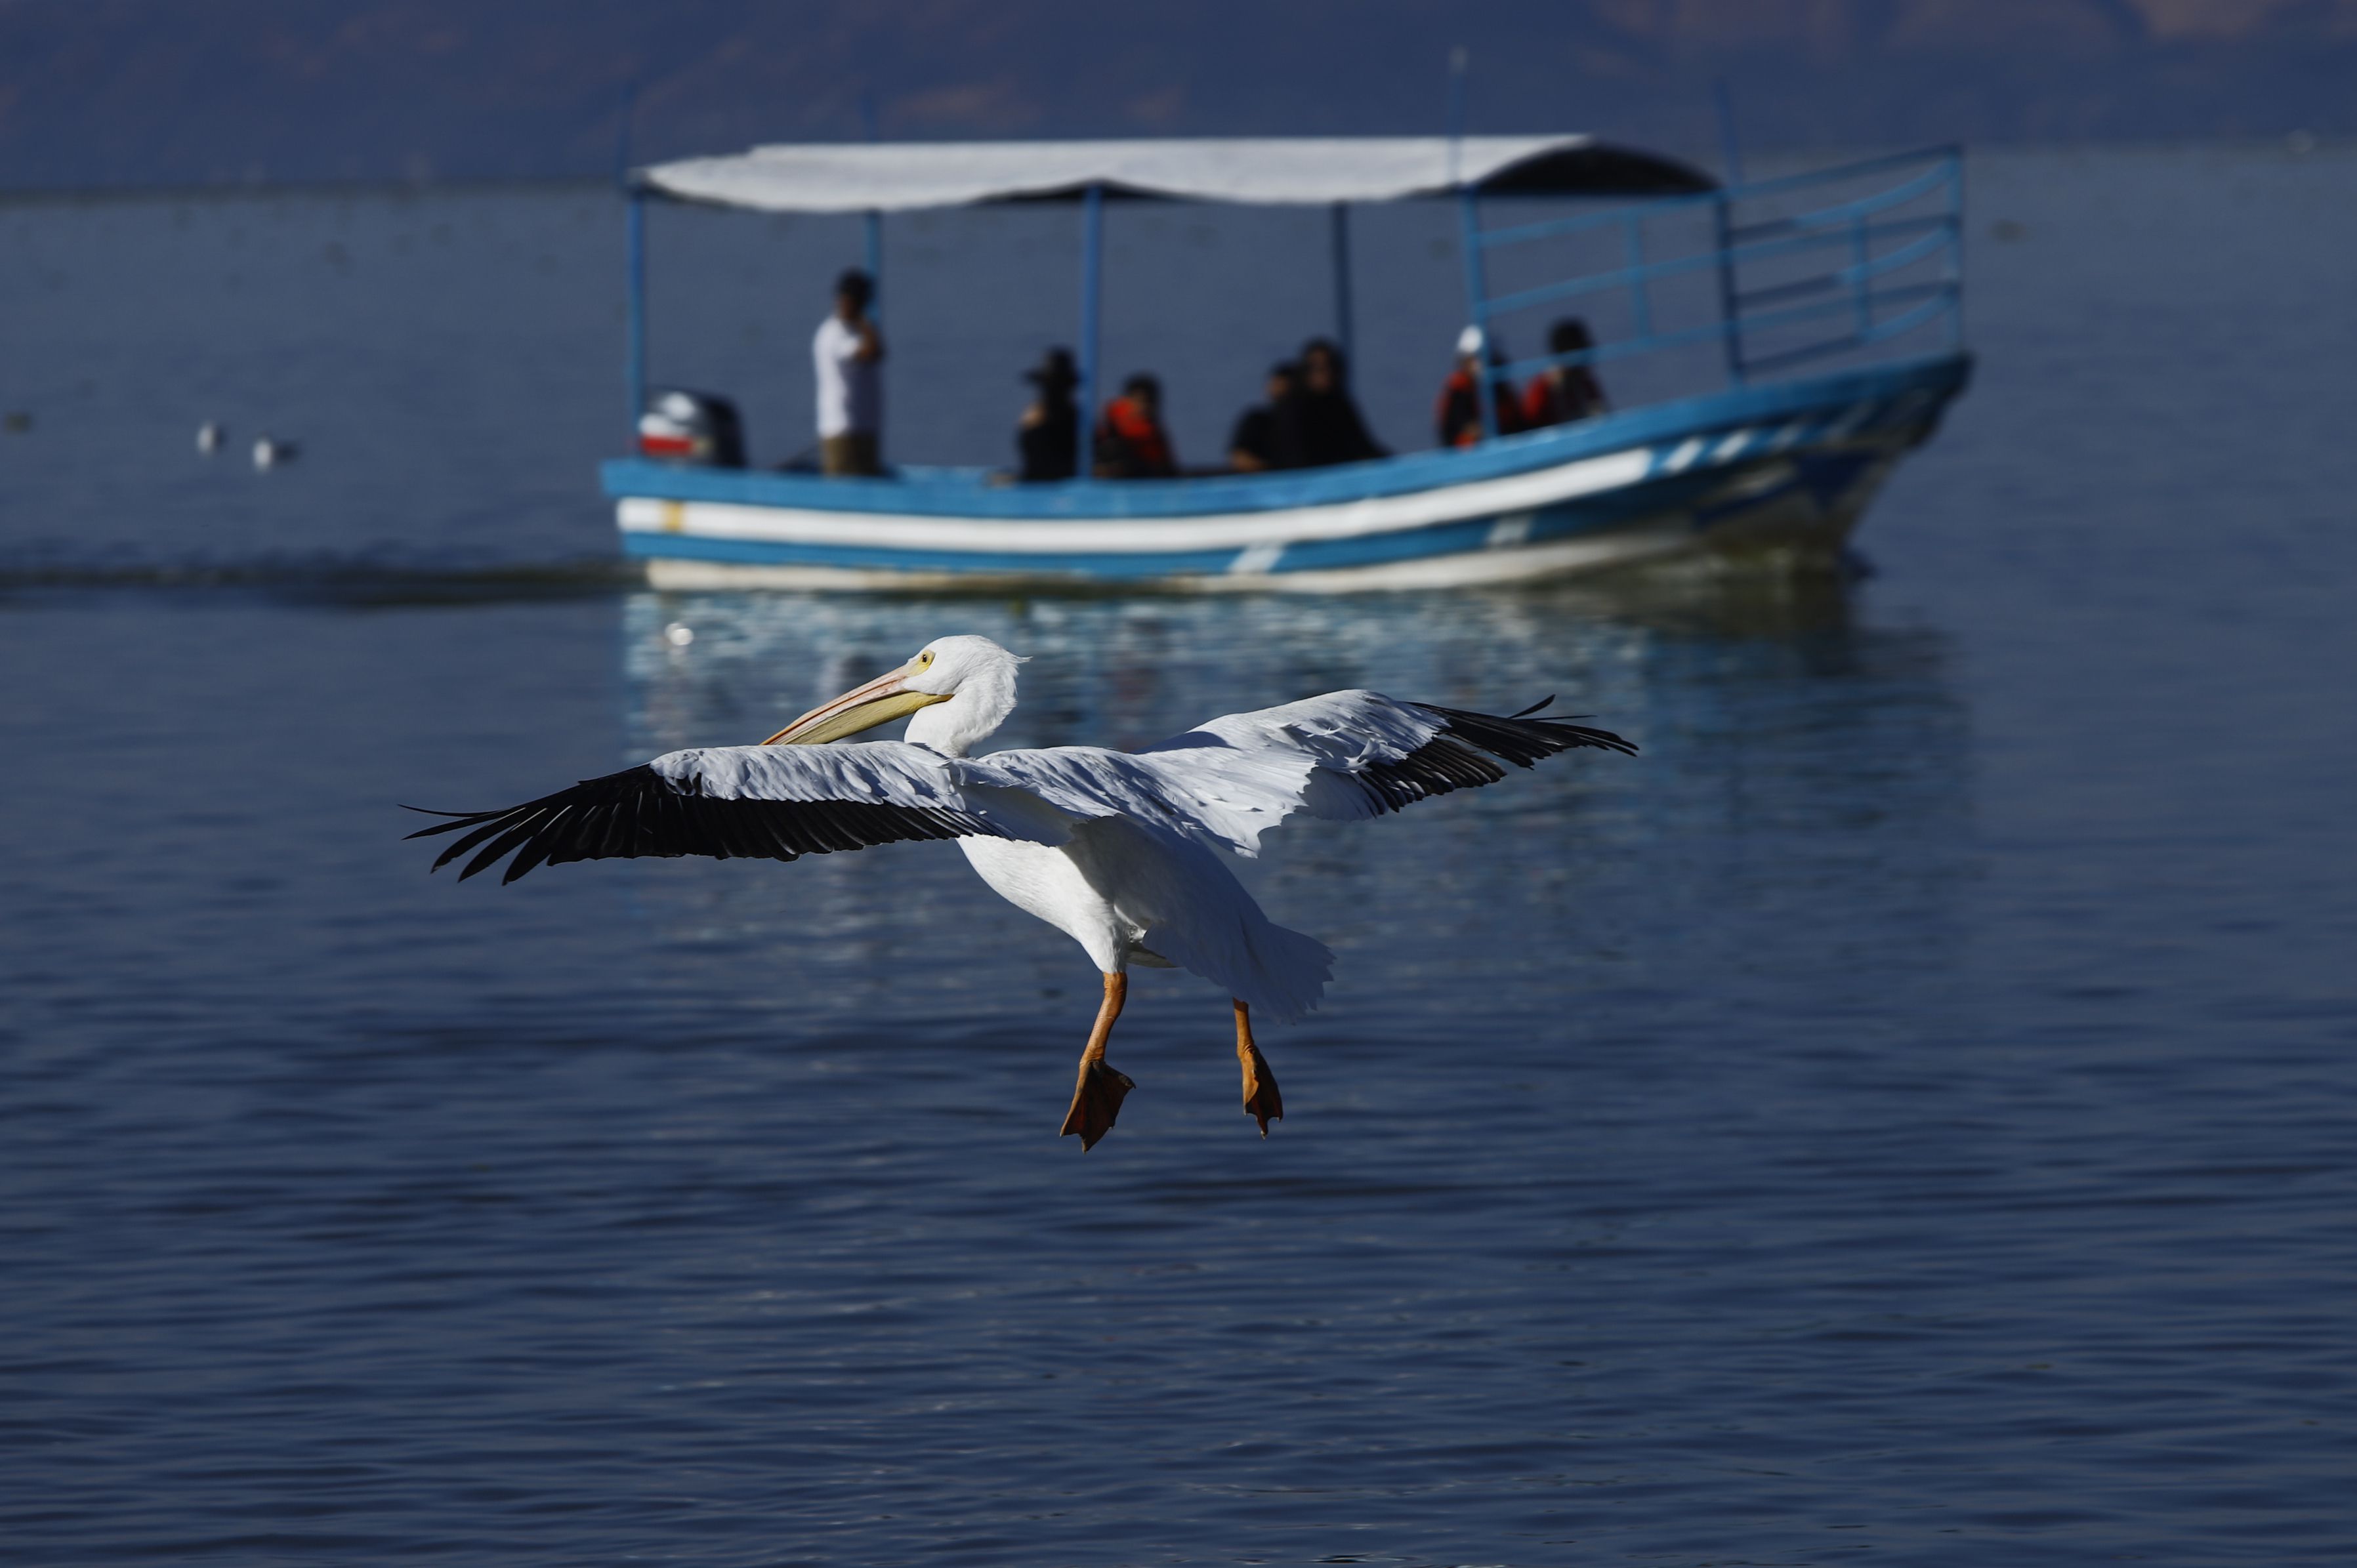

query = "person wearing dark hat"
[[813, 268, 884, 476], [1016, 348, 1081, 482], [1228, 361, 1299, 472], [1522, 317, 1610, 429]]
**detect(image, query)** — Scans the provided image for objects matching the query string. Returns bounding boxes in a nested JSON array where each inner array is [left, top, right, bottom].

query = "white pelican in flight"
[[407, 635, 1633, 1149]]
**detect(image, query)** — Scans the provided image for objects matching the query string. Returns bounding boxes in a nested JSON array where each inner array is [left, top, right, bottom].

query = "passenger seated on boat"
[[1016, 347, 1081, 482], [1436, 326, 1530, 448], [1095, 374, 1178, 479], [1285, 338, 1388, 466], [1522, 318, 1610, 429], [1227, 361, 1297, 472]]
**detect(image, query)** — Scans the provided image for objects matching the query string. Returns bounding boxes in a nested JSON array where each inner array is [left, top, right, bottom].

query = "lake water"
[[2, 148, 2352, 1565]]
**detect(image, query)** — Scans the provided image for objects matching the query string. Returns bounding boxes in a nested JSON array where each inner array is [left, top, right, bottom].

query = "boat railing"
[[1461, 144, 1964, 436]]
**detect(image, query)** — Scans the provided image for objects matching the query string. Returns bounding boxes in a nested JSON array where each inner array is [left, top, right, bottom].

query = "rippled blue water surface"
[[3, 149, 2353, 1565]]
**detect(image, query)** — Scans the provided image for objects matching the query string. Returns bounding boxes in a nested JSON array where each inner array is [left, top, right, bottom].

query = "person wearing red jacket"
[[1435, 327, 1528, 448], [1095, 373, 1178, 478]]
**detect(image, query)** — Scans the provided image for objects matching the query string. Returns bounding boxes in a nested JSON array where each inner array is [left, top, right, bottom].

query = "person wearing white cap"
[[1434, 324, 1524, 449]]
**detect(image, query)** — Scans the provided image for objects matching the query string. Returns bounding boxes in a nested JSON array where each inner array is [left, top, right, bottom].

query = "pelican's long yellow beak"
[[762, 659, 951, 745]]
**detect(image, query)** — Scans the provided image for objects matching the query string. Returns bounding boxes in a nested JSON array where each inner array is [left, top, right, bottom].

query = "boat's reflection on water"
[[623, 559, 1926, 762], [611, 565, 1974, 1040]]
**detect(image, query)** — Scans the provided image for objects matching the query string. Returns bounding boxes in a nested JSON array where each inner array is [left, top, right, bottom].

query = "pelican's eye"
[[917, 649, 935, 669]]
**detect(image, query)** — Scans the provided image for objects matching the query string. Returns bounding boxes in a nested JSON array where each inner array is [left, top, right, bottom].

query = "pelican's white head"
[[762, 634, 1022, 757]]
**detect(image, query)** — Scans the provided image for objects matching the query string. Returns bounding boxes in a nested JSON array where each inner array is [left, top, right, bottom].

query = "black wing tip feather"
[[402, 762, 1001, 884], [1413, 700, 1638, 762], [1352, 698, 1634, 816]]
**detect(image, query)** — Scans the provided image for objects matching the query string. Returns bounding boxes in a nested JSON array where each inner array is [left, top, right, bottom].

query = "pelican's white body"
[[959, 826, 1331, 1018], [959, 837, 1135, 965], [893, 638, 1333, 1017]]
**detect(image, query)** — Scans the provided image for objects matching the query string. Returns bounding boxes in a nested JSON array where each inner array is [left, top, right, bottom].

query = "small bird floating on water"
[[406, 636, 1635, 1148], [197, 421, 224, 454], [251, 434, 297, 470]]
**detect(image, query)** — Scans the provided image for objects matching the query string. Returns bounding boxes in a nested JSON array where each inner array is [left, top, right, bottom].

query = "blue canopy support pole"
[[1623, 211, 1652, 342], [1711, 192, 1745, 388], [1446, 46, 1493, 441], [1944, 150, 1965, 352], [625, 190, 648, 438], [1849, 212, 1872, 337], [1712, 79, 1747, 388], [1457, 187, 1497, 442], [1075, 181, 1104, 478], [864, 211, 883, 318], [1329, 202, 1355, 366], [859, 91, 883, 321]]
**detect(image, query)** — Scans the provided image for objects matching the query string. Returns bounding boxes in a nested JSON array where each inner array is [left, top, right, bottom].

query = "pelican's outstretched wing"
[[404, 741, 1066, 885], [963, 691, 1634, 858], [1172, 690, 1635, 825]]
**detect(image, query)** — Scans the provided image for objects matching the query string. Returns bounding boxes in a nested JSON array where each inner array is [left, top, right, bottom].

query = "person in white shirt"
[[812, 269, 885, 476]]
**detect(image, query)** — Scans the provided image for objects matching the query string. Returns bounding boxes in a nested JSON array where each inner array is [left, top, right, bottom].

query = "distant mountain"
[[3, 0, 2354, 190]]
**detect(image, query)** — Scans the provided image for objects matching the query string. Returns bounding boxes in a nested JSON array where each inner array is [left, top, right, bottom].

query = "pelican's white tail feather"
[[1138, 909, 1332, 1023], [1240, 918, 1335, 1021], [1062, 817, 1333, 1022]]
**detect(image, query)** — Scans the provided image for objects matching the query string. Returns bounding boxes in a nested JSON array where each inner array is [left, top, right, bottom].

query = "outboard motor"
[[637, 389, 745, 467]]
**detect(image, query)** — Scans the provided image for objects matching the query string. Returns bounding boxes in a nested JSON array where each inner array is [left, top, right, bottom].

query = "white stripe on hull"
[[633, 484, 1880, 593], [619, 444, 1657, 556], [640, 524, 1689, 594]]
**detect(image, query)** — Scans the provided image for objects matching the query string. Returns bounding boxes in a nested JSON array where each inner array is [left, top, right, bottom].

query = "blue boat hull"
[[606, 354, 1969, 592]]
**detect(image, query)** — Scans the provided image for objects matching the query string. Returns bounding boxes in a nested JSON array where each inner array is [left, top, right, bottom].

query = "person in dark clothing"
[[1015, 348, 1080, 482], [1436, 325, 1529, 448], [1283, 337, 1387, 467], [1522, 317, 1610, 428], [1095, 373, 1178, 478], [1228, 361, 1298, 472]]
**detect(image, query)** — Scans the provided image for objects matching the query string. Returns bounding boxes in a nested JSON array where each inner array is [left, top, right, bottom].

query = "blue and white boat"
[[606, 136, 1970, 592]]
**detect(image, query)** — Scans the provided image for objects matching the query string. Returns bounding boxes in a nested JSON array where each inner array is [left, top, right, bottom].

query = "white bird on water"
[[406, 635, 1634, 1148]]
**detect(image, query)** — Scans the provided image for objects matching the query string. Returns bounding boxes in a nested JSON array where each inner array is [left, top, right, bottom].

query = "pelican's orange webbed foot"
[[1234, 999, 1283, 1136], [1061, 1058, 1135, 1151], [1060, 972, 1133, 1152]]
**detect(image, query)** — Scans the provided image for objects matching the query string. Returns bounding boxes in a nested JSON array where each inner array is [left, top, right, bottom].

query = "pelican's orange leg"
[[1060, 972, 1135, 1151], [1234, 999, 1283, 1136]]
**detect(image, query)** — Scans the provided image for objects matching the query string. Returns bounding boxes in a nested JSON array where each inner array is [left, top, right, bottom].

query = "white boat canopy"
[[636, 136, 1715, 214]]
